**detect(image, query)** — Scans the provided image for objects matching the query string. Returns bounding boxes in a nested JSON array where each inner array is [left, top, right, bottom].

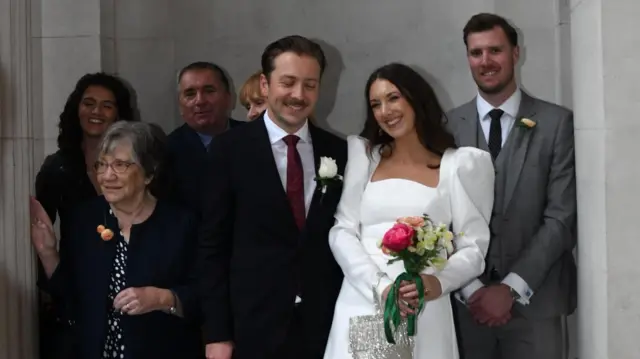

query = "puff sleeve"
[[433, 148, 494, 295], [328, 136, 394, 302]]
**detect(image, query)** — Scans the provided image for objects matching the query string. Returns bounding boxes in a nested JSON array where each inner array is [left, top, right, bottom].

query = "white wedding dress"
[[324, 136, 495, 359]]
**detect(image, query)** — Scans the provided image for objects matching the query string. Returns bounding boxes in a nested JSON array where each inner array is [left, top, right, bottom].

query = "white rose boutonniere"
[[517, 117, 536, 129], [315, 157, 343, 198], [318, 157, 338, 179]]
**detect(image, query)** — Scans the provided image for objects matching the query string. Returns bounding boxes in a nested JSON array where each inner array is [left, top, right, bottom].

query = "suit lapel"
[[305, 124, 325, 226], [455, 99, 487, 150], [502, 92, 537, 210]]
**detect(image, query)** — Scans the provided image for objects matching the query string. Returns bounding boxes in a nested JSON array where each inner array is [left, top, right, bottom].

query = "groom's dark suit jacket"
[[199, 116, 347, 359]]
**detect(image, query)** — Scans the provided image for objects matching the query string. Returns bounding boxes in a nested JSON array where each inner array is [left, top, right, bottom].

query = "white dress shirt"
[[459, 89, 534, 306], [264, 111, 317, 304], [476, 88, 520, 147], [263, 111, 317, 215]]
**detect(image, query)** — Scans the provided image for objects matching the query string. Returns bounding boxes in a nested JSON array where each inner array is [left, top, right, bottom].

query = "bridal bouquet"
[[377, 215, 458, 344]]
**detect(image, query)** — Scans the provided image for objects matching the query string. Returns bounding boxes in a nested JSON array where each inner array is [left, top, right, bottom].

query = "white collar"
[[476, 88, 522, 121], [263, 109, 311, 145]]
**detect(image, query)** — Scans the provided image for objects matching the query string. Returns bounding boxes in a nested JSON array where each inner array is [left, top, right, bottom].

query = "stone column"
[[31, 0, 103, 155], [571, 0, 640, 358], [0, 0, 39, 357]]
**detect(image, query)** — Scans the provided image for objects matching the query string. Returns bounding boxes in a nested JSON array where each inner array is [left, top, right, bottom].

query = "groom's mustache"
[[283, 99, 308, 107]]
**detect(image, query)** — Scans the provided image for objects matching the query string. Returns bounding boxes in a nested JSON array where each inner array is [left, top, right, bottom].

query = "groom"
[[199, 35, 347, 359], [447, 13, 577, 359]]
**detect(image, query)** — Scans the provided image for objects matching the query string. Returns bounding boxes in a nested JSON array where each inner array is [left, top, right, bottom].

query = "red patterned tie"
[[283, 135, 305, 230]]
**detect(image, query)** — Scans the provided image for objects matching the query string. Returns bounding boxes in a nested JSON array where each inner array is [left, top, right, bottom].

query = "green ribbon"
[[383, 272, 425, 344]]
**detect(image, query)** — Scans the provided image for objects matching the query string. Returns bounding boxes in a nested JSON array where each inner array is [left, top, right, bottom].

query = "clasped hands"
[[112, 287, 172, 316], [382, 274, 442, 317], [466, 284, 514, 326]]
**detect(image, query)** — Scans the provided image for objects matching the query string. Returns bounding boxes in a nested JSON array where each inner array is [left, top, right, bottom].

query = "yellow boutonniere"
[[518, 118, 536, 129]]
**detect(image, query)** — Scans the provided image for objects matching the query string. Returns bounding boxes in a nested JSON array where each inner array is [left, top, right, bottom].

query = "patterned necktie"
[[283, 135, 305, 230], [488, 108, 504, 160]]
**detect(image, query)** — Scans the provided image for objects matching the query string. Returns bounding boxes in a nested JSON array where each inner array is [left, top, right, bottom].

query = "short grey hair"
[[97, 121, 167, 181]]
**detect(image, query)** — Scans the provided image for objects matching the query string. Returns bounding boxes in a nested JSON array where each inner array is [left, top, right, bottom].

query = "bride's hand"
[[384, 282, 416, 317], [420, 274, 443, 300], [398, 275, 443, 310], [381, 284, 392, 303]]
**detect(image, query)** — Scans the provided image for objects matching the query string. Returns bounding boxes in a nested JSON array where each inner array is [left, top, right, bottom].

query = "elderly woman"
[[30, 122, 202, 359], [35, 72, 137, 359]]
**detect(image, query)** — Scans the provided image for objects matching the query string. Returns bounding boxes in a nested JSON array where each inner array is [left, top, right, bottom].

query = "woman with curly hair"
[[35, 72, 136, 359]]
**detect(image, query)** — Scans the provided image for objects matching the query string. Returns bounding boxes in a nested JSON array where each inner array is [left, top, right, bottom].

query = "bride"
[[323, 63, 494, 359]]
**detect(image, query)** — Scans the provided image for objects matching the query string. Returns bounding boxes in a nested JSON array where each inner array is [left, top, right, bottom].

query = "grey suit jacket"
[[446, 91, 577, 318]]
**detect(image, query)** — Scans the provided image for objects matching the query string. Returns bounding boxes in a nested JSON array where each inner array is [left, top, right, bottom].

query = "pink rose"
[[382, 223, 414, 252]]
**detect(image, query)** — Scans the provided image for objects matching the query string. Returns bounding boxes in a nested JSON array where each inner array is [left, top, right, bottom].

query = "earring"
[[378, 128, 383, 136]]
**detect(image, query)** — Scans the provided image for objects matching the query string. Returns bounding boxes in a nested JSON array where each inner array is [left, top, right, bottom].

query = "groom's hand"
[[205, 342, 233, 359], [485, 311, 512, 327], [468, 284, 513, 326]]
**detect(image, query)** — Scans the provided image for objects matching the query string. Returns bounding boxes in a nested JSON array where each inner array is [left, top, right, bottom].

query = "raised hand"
[[29, 196, 57, 255]]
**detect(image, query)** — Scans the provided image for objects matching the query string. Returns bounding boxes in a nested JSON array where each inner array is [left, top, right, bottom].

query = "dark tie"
[[488, 109, 504, 160], [283, 135, 305, 230]]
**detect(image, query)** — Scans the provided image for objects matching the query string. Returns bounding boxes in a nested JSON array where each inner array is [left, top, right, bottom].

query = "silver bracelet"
[[167, 289, 178, 315]]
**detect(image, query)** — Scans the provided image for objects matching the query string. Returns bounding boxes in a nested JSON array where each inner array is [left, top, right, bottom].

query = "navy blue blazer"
[[165, 120, 244, 219], [45, 196, 203, 359]]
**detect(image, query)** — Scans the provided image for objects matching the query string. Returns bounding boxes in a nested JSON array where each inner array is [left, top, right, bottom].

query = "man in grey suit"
[[447, 13, 577, 359]]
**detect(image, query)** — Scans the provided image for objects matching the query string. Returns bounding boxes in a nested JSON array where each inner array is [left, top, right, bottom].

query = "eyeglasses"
[[94, 160, 136, 174]]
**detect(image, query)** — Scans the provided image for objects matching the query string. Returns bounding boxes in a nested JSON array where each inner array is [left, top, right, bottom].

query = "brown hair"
[[238, 70, 264, 108], [360, 63, 456, 160], [261, 35, 326, 80], [463, 13, 518, 48]]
